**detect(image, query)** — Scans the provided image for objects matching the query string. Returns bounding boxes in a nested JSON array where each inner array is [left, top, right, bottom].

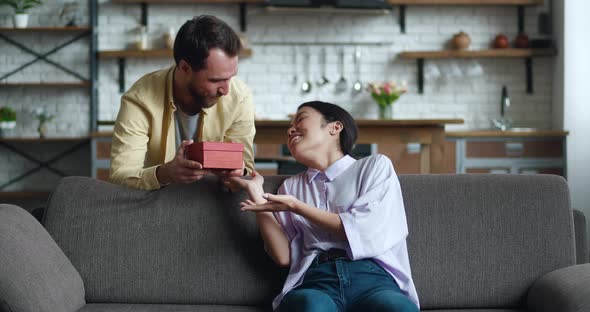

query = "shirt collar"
[[306, 155, 356, 184]]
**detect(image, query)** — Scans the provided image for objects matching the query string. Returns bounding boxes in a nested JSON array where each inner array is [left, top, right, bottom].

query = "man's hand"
[[156, 140, 211, 185]]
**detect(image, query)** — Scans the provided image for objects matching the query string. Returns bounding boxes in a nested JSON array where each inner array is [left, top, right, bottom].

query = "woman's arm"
[[259, 194, 346, 240], [226, 173, 290, 267]]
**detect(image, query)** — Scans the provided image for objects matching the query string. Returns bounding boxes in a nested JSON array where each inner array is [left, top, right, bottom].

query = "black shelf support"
[[525, 57, 533, 94], [141, 2, 148, 26], [517, 5, 524, 33], [417, 58, 424, 94], [239, 3, 247, 32], [118, 58, 126, 93], [90, 0, 98, 131], [0, 32, 90, 82], [399, 5, 406, 34], [0, 140, 90, 190]]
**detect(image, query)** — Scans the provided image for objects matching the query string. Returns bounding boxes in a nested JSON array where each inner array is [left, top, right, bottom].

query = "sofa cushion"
[[45, 174, 575, 310], [401, 174, 575, 309], [78, 303, 266, 312], [0, 204, 85, 312], [45, 176, 289, 306]]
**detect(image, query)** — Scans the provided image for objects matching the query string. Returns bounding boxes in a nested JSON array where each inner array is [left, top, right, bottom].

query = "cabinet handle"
[[505, 142, 524, 156]]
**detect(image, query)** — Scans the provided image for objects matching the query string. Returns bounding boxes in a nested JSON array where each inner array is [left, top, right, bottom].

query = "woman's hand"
[[240, 193, 300, 212], [224, 170, 265, 202]]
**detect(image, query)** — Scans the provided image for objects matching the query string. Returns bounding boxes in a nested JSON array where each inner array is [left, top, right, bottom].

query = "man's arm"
[[109, 93, 161, 190]]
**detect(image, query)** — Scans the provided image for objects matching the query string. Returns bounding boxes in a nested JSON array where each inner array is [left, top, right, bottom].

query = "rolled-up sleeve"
[[338, 155, 408, 260], [109, 92, 161, 190]]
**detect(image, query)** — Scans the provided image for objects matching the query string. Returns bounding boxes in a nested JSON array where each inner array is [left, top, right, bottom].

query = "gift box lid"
[[195, 142, 244, 152]]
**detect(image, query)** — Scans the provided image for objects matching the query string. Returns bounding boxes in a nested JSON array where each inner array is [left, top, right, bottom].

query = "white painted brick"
[[0, 2, 557, 188]]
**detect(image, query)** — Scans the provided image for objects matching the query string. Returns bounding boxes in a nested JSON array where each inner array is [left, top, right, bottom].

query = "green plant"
[[0, 107, 17, 122], [0, 0, 43, 14]]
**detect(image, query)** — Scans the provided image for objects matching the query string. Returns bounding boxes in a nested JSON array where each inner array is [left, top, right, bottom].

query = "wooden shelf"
[[0, 82, 91, 87], [400, 48, 556, 59], [112, 0, 263, 3], [0, 26, 91, 32], [386, 0, 542, 5], [402, 48, 556, 94], [0, 137, 90, 143], [0, 191, 50, 199], [100, 48, 252, 92], [99, 48, 252, 59]]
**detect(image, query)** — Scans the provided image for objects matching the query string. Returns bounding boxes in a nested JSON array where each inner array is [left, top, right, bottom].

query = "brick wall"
[[0, 1, 554, 190]]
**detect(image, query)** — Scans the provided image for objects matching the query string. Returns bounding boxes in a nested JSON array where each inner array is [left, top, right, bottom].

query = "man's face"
[[184, 48, 238, 113]]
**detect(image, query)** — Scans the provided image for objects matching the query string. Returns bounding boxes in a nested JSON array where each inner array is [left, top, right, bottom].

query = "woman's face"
[[287, 106, 336, 160]]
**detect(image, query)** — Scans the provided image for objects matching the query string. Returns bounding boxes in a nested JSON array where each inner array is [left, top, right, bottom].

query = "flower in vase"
[[367, 81, 407, 119], [31, 107, 54, 137]]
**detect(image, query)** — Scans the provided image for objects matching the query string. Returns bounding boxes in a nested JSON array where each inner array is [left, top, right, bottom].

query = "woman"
[[227, 101, 419, 311]]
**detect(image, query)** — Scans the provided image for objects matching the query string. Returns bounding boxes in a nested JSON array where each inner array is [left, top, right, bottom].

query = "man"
[[110, 15, 255, 190]]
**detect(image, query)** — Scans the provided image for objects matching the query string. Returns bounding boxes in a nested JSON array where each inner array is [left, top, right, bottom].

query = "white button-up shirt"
[[272, 154, 419, 310]]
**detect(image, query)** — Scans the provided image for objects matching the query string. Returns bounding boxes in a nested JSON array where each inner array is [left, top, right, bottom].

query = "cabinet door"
[[466, 140, 563, 158]]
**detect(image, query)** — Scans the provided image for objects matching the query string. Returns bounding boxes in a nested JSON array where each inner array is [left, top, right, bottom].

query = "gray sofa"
[[1, 174, 590, 312]]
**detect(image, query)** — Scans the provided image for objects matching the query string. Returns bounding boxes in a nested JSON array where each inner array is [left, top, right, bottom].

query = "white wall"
[[0, 1, 556, 190], [562, 1, 590, 221]]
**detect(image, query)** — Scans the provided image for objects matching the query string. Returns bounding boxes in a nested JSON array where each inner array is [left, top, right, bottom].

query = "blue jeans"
[[278, 257, 419, 312]]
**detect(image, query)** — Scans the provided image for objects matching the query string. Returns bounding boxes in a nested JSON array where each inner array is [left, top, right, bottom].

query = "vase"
[[13, 14, 29, 28], [37, 120, 47, 138], [378, 105, 393, 119]]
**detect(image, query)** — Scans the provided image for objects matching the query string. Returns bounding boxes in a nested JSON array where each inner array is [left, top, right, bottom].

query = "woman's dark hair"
[[298, 101, 358, 156], [173, 15, 242, 71]]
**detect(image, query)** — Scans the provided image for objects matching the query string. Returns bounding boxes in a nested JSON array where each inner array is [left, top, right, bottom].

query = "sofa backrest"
[[44, 176, 288, 308], [44, 174, 575, 309], [400, 174, 575, 309]]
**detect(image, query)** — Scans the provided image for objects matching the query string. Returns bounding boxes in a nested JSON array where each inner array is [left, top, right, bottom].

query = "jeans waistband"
[[318, 249, 349, 263]]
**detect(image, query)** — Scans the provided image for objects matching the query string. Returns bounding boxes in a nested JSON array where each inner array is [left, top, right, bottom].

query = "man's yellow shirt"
[[110, 65, 255, 190]]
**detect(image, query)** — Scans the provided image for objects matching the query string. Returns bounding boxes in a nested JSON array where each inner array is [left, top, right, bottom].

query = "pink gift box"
[[187, 142, 244, 169]]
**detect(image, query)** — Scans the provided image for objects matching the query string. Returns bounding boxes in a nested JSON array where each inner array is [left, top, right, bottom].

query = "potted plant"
[[0, 0, 43, 28], [0, 106, 17, 130]]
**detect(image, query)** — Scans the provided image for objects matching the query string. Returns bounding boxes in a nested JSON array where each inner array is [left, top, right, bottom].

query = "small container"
[[452, 31, 471, 50], [163, 27, 175, 49], [136, 26, 148, 50], [187, 142, 244, 169]]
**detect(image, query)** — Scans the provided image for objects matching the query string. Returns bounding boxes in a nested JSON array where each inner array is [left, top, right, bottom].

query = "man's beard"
[[189, 84, 218, 110]]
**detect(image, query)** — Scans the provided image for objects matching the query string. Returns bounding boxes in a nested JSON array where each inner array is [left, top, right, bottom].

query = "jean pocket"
[[357, 259, 388, 275]]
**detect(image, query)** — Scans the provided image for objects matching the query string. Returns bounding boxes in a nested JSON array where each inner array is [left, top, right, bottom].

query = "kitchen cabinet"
[[90, 118, 463, 179], [447, 130, 568, 176]]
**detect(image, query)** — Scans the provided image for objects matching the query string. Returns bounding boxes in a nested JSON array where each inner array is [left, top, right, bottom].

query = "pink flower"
[[383, 83, 392, 95]]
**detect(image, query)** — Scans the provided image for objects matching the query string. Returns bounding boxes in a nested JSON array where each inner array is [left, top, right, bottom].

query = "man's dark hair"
[[298, 101, 358, 156], [173, 15, 242, 71]]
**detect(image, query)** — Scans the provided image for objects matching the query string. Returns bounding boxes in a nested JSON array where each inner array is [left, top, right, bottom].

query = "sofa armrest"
[[573, 209, 588, 264], [0, 204, 85, 312], [527, 263, 590, 312]]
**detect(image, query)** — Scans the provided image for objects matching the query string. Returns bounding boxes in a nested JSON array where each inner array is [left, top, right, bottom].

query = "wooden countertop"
[[447, 129, 569, 138], [255, 119, 464, 126], [91, 119, 465, 138]]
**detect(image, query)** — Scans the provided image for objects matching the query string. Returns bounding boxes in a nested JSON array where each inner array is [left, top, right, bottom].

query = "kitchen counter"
[[92, 118, 463, 174], [238, 119, 463, 174], [447, 129, 569, 138]]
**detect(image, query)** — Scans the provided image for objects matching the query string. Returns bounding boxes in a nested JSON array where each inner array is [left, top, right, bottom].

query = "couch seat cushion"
[[78, 304, 267, 312]]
